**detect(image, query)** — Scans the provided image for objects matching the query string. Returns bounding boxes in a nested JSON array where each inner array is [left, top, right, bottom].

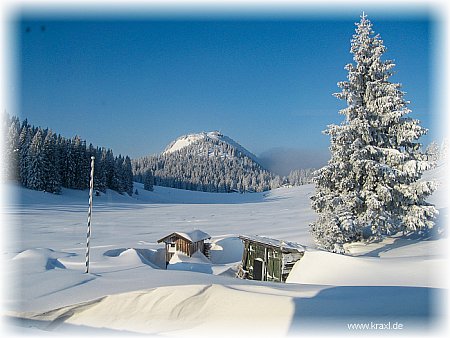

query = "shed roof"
[[158, 230, 211, 244], [239, 235, 305, 252]]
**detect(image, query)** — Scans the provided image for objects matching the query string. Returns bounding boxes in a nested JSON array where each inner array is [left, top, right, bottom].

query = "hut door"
[[253, 258, 264, 281]]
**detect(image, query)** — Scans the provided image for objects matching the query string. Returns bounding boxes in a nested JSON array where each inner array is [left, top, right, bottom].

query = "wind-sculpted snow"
[[287, 249, 446, 287], [3, 161, 448, 335], [167, 252, 213, 274], [209, 236, 244, 264], [103, 248, 162, 269], [12, 248, 75, 272], [10, 284, 443, 336], [19, 284, 295, 336]]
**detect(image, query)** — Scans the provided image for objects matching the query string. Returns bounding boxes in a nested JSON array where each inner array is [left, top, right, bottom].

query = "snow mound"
[[168, 251, 212, 274], [209, 236, 243, 264], [19, 283, 442, 336], [169, 250, 210, 264], [114, 248, 145, 265], [12, 248, 74, 272], [102, 248, 129, 257], [286, 249, 446, 288], [103, 248, 160, 269], [33, 284, 294, 336]]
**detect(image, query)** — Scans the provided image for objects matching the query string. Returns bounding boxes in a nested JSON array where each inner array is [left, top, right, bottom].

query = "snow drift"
[[29, 284, 294, 336], [3, 159, 448, 336]]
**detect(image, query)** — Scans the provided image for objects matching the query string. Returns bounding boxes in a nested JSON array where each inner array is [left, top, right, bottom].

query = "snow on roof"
[[158, 230, 211, 243], [239, 235, 305, 252], [175, 230, 211, 243]]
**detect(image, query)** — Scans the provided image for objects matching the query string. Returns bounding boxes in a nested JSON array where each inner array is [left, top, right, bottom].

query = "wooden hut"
[[158, 230, 211, 267], [237, 235, 304, 283]]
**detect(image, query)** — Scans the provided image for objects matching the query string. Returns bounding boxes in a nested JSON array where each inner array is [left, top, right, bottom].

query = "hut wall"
[[266, 248, 282, 282], [244, 242, 267, 280], [175, 238, 191, 256], [161, 234, 209, 268], [167, 237, 206, 260], [239, 238, 304, 283], [165, 244, 173, 264], [191, 241, 205, 256]]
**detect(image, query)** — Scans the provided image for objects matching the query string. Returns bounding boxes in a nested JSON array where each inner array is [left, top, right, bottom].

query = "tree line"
[[133, 137, 315, 193], [3, 114, 316, 196], [133, 142, 275, 193], [3, 115, 133, 195]]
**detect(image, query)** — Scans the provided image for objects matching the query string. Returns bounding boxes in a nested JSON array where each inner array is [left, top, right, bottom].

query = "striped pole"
[[85, 156, 95, 273]]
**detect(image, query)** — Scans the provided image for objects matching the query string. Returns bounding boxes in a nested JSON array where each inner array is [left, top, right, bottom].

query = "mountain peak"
[[163, 131, 259, 163], [163, 131, 222, 155]]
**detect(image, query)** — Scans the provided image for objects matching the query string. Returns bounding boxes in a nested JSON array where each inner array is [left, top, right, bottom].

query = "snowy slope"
[[163, 132, 207, 154], [163, 130, 259, 163], [3, 162, 448, 336]]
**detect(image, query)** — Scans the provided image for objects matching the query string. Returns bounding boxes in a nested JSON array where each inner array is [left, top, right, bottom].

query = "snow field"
[[35, 284, 295, 337], [287, 249, 446, 288], [3, 162, 448, 336]]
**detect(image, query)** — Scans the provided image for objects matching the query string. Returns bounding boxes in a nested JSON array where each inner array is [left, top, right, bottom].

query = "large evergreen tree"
[[310, 14, 437, 253], [123, 156, 134, 196], [143, 169, 154, 191], [18, 122, 32, 186], [4, 115, 20, 180], [27, 128, 45, 191], [42, 130, 61, 193]]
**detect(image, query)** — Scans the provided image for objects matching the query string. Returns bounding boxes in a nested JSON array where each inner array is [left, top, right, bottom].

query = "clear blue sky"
[[14, 8, 440, 172]]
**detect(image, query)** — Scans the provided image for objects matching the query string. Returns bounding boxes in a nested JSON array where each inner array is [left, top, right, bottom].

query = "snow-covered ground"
[[2, 163, 448, 337]]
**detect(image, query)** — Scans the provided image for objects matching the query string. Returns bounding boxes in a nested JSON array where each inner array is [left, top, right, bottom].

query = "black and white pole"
[[85, 156, 95, 274]]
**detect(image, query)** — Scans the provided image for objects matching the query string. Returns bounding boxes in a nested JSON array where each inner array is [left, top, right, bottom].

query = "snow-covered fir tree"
[[123, 156, 134, 195], [288, 168, 315, 186], [18, 121, 30, 186], [310, 14, 437, 253], [27, 128, 46, 191], [425, 141, 440, 168], [92, 146, 107, 192], [42, 130, 61, 193], [4, 115, 20, 180], [440, 139, 449, 160], [143, 169, 154, 191]]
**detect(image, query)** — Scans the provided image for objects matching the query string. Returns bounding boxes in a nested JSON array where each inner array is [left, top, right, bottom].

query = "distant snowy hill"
[[163, 131, 260, 164], [133, 131, 277, 193]]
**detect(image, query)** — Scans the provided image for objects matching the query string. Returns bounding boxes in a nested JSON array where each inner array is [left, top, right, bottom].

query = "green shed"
[[237, 235, 305, 283]]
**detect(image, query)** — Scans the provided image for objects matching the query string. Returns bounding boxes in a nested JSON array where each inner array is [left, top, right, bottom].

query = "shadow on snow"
[[288, 286, 444, 335]]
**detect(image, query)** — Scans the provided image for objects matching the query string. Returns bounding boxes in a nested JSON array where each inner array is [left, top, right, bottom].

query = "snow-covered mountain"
[[133, 131, 276, 193], [163, 131, 260, 164]]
